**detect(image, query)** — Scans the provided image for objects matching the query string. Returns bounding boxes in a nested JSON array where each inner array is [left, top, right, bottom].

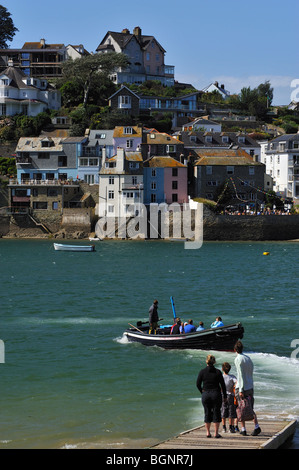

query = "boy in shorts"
[[221, 362, 238, 433]]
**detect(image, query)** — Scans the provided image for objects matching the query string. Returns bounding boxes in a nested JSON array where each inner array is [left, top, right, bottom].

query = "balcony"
[[16, 157, 32, 165], [8, 178, 80, 186], [122, 183, 144, 191]]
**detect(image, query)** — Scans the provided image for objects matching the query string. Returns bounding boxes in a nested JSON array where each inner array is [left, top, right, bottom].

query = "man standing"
[[234, 340, 261, 436], [149, 300, 159, 334]]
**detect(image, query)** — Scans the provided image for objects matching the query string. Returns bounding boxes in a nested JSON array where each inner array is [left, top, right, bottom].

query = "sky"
[[4, 0, 299, 105]]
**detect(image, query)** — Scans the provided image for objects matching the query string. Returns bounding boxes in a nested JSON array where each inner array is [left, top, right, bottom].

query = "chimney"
[[121, 28, 130, 34], [133, 26, 142, 39], [101, 146, 106, 168], [116, 147, 125, 172], [8, 58, 14, 67], [40, 38, 46, 48]]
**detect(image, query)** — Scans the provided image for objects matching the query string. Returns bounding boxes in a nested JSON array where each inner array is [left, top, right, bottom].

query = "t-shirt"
[[184, 324, 196, 333], [223, 373, 237, 394]]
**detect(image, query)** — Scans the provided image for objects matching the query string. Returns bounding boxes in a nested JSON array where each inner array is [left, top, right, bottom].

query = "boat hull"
[[53, 243, 95, 252], [124, 323, 244, 351]]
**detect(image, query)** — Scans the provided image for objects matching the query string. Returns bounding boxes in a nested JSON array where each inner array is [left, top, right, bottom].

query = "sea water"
[[0, 239, 298, 449]]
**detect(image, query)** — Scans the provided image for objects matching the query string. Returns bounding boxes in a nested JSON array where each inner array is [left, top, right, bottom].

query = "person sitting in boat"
[[170, 317, 181, 334], [180, 322, 187, 333], [196, 321, 205, 331], [149, 299, 159, 334], [184, 319, 196, 334], [211, 317, 224, 328]]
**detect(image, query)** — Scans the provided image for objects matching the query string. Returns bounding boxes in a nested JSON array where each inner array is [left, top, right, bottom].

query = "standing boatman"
[[149, 299, 159, 334]]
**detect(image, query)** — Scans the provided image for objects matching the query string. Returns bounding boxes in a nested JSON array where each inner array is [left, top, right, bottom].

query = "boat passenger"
[[184, 319, 196, 334], [170, 317, 181, 334], [211, 317, 224, 328], [196, 321, 205, 331], [180, 322, 187, 334], [149, 299, 159, 334]]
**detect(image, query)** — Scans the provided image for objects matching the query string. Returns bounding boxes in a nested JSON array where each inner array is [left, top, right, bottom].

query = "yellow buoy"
[[263, 252, 270, 256]]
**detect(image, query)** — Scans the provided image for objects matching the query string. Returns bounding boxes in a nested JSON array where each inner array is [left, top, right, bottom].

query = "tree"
[[0, 5, 18, 48], [60, 53, 129, 107]]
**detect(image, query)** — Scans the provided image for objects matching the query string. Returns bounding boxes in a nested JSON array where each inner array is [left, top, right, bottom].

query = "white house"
[[202, 81, 230, 100], [260, 134, 299, 200], [182, 118, 222, 133], [98, 147, 144, 218], [0, 63, 61, 116]]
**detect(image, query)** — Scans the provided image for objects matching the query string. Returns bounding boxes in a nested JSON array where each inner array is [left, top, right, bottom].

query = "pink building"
[[144, 156, 188, 205]]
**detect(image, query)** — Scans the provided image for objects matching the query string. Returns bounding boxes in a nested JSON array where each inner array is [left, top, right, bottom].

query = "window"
[[151, 169, 156, 177], [95, 133, 106, 139], [108, 190, 114, 199], [126, 139, 133, 149], [151, 193, 156, 203], [249, 167, 255, 175], [109, 176, 114, 185], [58, 156, 67, 167], [33, 202, 47, 210], [129, 162, 139, 169], [146, 52, 150, 61], [227, 166, 234, 175], [172, 193, 178, 202], [108, 205, 114, 213], [119, 96, 131, 108], [279, 142, 286, 152], [52, 202, 58, 210], [151, 182, 156, 190], [38, 152, 50, 159], [172, 168, 178, 177], [132, 176, 137, 184], [166, 144, 176, 153], [124, 127, 133, 134], [172, 181, 178, 190], [206, 166, 212, 175]]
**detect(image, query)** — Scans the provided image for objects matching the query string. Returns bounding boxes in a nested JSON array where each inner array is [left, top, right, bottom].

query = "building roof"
[[194, 148, 264, 166], [0, 66, 35, 89], [22, 41, 65, 50], [144, 156, 186, 168], [177, 131, 260, 148], [97, 27, 165, 53], [16, 137, 63, 152], [113, 126, 143, 138], [87, 129, 114, 146], [146, 132, 183, 145], [108, 85, 140, 101]]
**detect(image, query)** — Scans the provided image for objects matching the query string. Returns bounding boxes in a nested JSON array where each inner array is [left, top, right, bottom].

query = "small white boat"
[[53, 243, 95, 252]]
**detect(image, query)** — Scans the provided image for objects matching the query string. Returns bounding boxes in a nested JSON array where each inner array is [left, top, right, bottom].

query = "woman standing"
[[196, 355, 227, 438]]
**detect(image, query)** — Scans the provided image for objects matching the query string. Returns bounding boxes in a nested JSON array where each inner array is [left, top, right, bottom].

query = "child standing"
[[221, 362, 238, 433]]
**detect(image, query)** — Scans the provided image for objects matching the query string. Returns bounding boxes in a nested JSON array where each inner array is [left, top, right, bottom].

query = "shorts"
[[202, 389, 222, 423], [221, 394, 237, 419]]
